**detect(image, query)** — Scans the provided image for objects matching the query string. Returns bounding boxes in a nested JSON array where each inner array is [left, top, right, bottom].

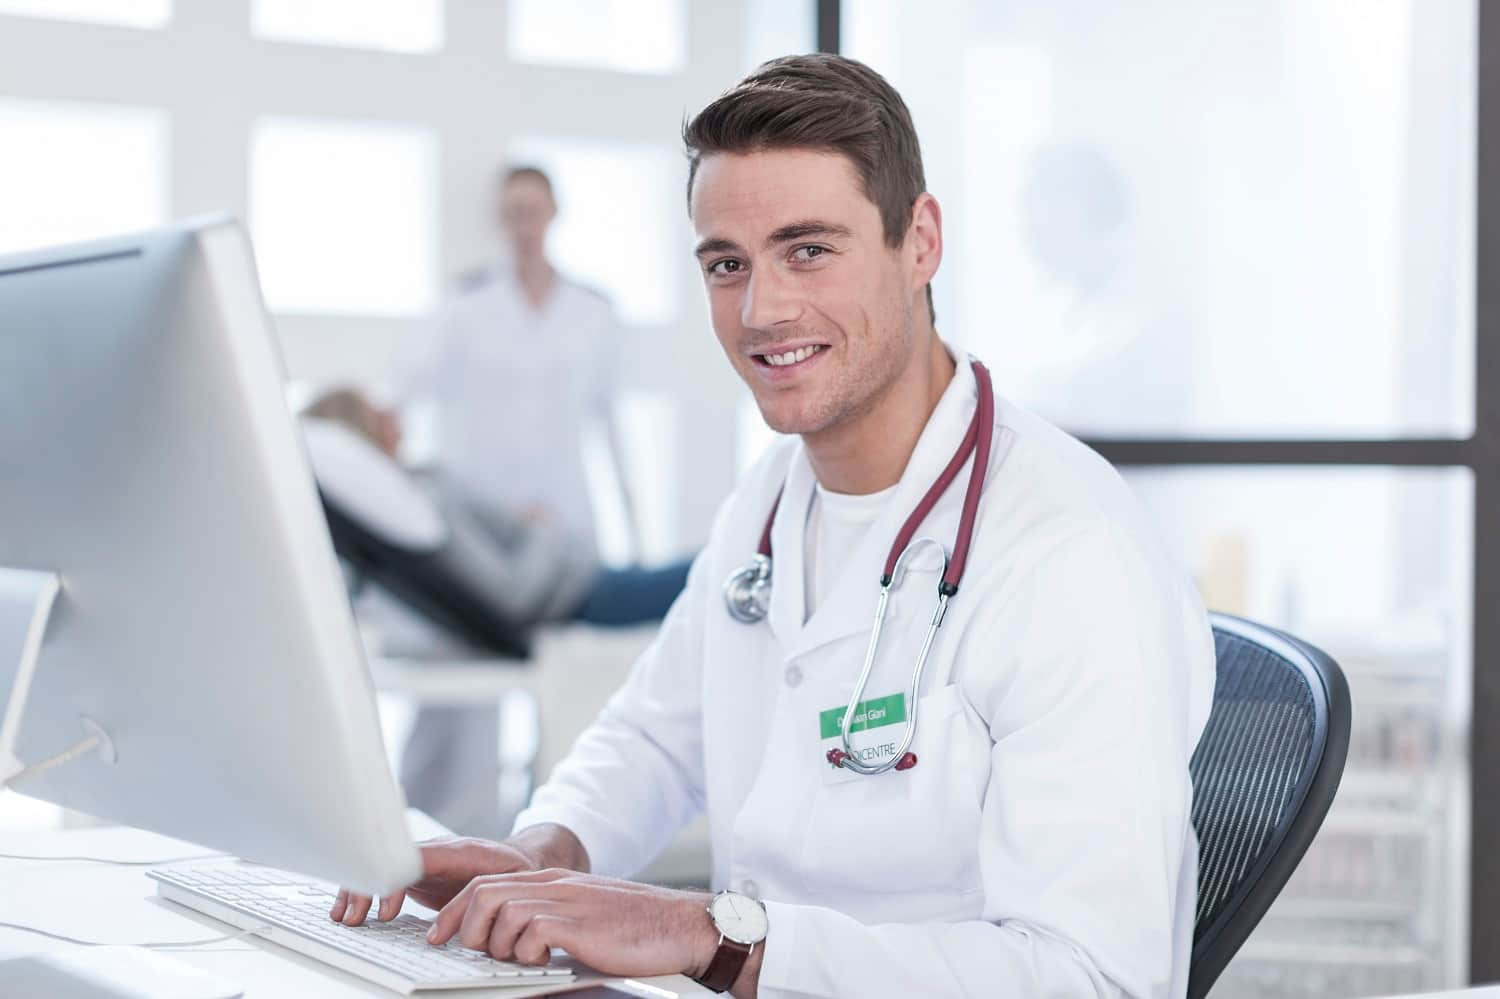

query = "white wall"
[[0, 0, 780, 556]]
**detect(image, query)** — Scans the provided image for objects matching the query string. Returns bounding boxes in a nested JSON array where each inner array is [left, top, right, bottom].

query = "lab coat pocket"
[[798, 682, 984, 899]]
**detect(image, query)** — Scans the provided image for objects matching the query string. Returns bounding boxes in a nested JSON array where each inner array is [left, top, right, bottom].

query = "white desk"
[[17, 826, 1495, 999], [0, 823, 709, 998]]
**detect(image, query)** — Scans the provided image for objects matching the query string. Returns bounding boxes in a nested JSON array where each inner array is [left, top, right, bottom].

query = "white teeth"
[[763, 345, 823, 367]]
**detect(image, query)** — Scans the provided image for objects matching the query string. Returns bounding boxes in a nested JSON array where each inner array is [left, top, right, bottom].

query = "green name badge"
[[819, 692, 906, 740]]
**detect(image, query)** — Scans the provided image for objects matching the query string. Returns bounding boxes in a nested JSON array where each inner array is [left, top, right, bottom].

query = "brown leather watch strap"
[[695, 936, 752, 993]]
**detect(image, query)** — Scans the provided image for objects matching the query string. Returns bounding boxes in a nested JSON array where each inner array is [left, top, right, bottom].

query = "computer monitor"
[[0, 217, 420, 895]]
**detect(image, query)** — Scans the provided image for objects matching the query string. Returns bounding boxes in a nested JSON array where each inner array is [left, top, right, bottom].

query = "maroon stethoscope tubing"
[[748, 360, 996, 773]]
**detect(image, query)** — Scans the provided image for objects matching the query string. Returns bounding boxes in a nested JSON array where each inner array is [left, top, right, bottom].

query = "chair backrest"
[[1188, 613, 1351, 999]]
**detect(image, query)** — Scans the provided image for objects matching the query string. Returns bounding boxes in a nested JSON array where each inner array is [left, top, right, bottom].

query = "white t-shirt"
[[393, 272, 620, 545], [803, 481, 896, 622]]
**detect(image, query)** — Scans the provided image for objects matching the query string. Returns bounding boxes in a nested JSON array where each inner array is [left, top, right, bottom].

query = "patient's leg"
[[571, 560, 692, 626]]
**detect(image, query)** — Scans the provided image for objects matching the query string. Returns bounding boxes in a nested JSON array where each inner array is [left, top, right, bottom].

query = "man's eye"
[[708, 259, 743, 276], [791, 245, 827, 262]]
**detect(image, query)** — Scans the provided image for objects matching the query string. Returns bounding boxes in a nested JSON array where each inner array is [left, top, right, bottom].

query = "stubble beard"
[[761, 307, 916, 441]]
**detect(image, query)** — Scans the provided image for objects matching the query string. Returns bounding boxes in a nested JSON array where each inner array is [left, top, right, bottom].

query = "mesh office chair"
[[1188, 613, 1352, 998]]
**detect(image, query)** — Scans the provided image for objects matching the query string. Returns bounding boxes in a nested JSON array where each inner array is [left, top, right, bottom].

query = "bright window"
[[250, 116, 439, 316], [508, 135, 683, 326], [0, 0, 169, 28], [507, 0, 686, 75], [0, 99, 168, 256], [252, 0, 442, 54], [846, 0, 1477, 439]]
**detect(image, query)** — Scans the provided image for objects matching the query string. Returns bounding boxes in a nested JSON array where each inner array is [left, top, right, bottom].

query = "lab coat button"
[[784, 665, 803, 688]]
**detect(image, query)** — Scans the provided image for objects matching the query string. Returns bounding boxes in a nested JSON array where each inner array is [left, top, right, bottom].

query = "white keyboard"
[[148, 863, 575, 994]]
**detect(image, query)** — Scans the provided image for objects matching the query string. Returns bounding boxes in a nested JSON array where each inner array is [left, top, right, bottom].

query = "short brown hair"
[[304, 387, 383, 446], [500, 164, 554, 198], [683, 54, 933, 318]]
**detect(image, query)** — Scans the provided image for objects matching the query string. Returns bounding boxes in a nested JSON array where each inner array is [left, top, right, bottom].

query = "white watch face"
[[709, 891, 769, 946]]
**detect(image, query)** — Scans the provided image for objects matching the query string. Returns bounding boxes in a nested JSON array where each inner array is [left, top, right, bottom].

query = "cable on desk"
[[0, 851, 227, 866], [0, 920, 271, 949]]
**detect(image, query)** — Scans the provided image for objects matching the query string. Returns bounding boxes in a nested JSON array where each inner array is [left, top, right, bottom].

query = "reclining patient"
[[303, 388, 693, 836], [302, 388, 691, 634]]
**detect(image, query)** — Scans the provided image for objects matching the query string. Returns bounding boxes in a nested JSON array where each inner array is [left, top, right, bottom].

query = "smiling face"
[[691, 148, 931, 439]]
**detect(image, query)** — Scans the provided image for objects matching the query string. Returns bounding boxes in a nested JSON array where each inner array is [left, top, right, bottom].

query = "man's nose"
[[741, 266, 801, 330]]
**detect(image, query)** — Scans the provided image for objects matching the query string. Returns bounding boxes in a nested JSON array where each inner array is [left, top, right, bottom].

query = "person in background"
[[303, 388, 689, 630], [304, 387, 690, 838], [392, 165, 639, 559]]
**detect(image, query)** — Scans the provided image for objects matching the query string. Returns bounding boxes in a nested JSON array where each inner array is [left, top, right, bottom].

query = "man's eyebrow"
[[693, 221, 853, 259], [765, 220, 853, 246], [694, 237, 741, 259]]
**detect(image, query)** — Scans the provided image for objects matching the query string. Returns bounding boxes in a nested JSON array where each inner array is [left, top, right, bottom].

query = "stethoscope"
[[723, 360, 995, 776]]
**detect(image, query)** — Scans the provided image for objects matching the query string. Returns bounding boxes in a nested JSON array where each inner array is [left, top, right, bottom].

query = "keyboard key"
[[149, 864, 574, 989]]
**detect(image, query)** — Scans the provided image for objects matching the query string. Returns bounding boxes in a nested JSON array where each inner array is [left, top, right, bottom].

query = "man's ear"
[[908, 193, 943, 296]]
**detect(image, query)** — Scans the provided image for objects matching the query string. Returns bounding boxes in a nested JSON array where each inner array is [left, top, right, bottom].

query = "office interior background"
[[0, 1, 1490, 996]]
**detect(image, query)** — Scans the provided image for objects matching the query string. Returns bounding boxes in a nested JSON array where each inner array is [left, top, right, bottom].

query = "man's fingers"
[[492, 867, 574, 884], [454, 879, 577, 951], [428, 878, 482, 945], [377, 889, 407, 922], [342, 891, 375, 926], [457, 883, 508, 950], [484, 900, 564, 961], [429, 870, 577, 946], [329, 889, 349, 922], [514, 914, 577, 966]]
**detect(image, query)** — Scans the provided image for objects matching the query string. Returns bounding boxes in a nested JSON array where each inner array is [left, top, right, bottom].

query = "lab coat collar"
[[765, 350, 982, 660]]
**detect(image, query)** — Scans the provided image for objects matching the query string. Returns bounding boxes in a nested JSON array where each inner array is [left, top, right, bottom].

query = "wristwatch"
[[694, 889, 769, 993]]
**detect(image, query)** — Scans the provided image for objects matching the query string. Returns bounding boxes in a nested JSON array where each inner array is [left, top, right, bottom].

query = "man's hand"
[[330, 825, 588, 926], [425, 869, 720, 981]]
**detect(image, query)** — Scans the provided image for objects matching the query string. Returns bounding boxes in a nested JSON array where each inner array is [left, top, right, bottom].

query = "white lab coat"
[[514, 355, 1215, 998], [393, 273, 621, 545]]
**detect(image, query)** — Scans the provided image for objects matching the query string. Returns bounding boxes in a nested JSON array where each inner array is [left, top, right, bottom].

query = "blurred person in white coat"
[[394, 165, 638, 557], [338, 54, 1214, 999]]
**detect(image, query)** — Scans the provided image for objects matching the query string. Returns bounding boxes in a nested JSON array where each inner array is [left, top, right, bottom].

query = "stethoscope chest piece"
[[723, 553, 772, 624]]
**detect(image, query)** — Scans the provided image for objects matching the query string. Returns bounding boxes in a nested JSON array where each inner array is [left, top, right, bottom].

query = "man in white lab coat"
[[336, 54, 1215, 998]]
